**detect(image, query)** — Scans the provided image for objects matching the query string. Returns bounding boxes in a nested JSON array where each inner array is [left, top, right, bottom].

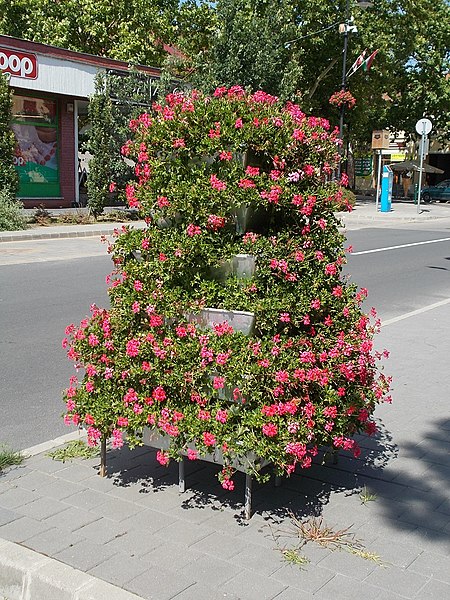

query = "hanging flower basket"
[[329, 90, 357, 109]]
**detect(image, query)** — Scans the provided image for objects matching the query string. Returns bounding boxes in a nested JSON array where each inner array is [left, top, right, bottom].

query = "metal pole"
[[417, 128, 426, 214], [178, 457, 186, 493], [338, 0, 351, 178], [74, 100, 80, 208], [244, 474, 252, 520], [99, 436, 107, 477], [375, 150, 382, 211]]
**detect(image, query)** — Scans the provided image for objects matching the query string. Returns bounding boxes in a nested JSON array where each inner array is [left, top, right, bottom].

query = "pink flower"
[[109, 182, 117, 193], [235, 118, 243, 129], [203, 432, 216, 447], [112, 429, 124, 449], [213, 376, 225, 390], [157, 195, 170, 208], [221, 478, 235, 491], [219, 150, 232, 161], [207, 214, 226, 230], [186, 224, 202, 237], [134, 280, 143, 292], [152, 386, 167, 402], [172, 138, 185, 148], [210, 174, 227, 191], [215, 409, 228, 423], [311, 299, 321, 310], [238, 178, 256, 188], [275, 370, 289, 383], [208, 122, 221, 138], [85, 381, 94, 392], [117, 416, 129, 427], [246, 166, 260, 176], [214, 86, 227, 97], [88, 334, 99, 347], [126, 338, 140, 357], [87, 426, 101, 447], [216, 352, 229, 366], [262, 423, 278, 437], [323, 406, 337, 419], [187, 448, 198, 460], [85, 413, 95, 425], [279, 312, 290, 323], [156, 450, 170, 466]]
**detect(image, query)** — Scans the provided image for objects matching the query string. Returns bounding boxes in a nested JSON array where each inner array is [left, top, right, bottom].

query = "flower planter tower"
[[63, 88, 390, 518]]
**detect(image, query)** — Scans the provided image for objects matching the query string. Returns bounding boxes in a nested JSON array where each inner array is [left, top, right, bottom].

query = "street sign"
[[415, 118, 432, 135], [419, 137, 429, 159], [354, 157, 373, 176]]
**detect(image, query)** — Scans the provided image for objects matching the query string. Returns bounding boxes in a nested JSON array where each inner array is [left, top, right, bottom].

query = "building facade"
[[0, 35, 160, 208]]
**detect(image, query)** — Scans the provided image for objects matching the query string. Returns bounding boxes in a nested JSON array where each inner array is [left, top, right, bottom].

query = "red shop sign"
[[0, 48, 38, 79]]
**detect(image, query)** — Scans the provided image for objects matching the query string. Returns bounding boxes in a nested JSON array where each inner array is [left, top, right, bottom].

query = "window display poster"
[[12, 96, 60, 197]]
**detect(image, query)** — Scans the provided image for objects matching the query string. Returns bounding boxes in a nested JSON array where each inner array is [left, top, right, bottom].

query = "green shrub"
[[0, 190, 27, 231], [0, 72, 18, 199]]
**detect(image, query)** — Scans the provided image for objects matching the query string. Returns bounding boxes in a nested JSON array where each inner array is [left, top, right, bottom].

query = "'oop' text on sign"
[[0, 48, 38, 79]]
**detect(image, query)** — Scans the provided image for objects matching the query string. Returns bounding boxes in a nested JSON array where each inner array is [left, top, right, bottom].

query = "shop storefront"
[[0, 35, 160, 207]]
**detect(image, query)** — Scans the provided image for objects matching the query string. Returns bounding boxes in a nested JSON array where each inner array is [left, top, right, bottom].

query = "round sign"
[[415, 118, 432, 135]]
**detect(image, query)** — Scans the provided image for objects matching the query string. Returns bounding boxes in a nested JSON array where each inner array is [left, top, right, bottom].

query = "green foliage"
[[47, 440, 99, 462], [359, 485, 377, 504], [0, 0, 177, 66], [333, 187, 356, 212], [0, 444, 24, 471], [2, 1, 448, 148], [86, 70, 158, 216], [191, 0, 300, 99], [186, 0, 450, 149], [0, 73, 18, 200], [62, 88, 391, 490], [0, 189, 27, 231]]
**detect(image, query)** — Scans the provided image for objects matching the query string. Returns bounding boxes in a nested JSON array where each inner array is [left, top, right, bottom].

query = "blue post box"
[[380, 165, 393, 212]]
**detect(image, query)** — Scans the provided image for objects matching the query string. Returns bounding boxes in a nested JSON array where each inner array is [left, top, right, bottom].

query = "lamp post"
[[338, 0, 372, 177]]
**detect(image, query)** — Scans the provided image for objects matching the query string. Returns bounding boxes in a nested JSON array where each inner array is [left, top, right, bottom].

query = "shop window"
[[12, 95, 60, 198]]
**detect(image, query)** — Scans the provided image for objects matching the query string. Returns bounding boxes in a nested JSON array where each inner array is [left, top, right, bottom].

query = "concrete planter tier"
[[210, 253, 256, 282], [187, 307, 255, 336], [142, 428, 272, 519]]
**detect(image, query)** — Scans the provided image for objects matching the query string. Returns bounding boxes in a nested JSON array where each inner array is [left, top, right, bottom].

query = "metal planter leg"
[[179, 457, 186, 493], [244, 474, 252, 520]]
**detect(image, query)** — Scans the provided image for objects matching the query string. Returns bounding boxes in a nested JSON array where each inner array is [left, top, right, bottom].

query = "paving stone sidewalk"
[[1, 297, 449, 599]]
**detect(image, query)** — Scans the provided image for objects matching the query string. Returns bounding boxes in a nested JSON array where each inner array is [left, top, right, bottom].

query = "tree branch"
[[308, 58, 338, 100]]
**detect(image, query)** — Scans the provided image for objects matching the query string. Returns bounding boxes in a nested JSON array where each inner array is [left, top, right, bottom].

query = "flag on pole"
[[347, 49, 367, 78], [362, 49, 379, 72]]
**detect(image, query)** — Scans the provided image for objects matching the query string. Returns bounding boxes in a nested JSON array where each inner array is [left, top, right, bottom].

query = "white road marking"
[[382, 297, 450, 327], [352, 237, 450, 255]]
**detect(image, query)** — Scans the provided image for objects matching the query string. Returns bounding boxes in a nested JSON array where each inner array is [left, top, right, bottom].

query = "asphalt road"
[[345, 227, 450, 321], [1, 225, 449, 449], [0, 253, 111, 449]]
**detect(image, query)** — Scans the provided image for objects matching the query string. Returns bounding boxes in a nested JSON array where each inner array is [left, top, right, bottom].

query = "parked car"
[[421, 180, 450, 203]]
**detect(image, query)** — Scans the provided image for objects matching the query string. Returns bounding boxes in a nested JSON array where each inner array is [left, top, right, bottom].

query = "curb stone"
[[0, 433, 147, 600], [23, 430, 88, 458], [0, 538, 145, 600]]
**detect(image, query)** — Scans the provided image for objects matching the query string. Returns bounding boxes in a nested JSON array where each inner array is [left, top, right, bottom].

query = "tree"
[[0, 0, 209, 69], [0, 72, 18, 199], [186, 0, 450, 150], [86, 70, 160, 215]]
